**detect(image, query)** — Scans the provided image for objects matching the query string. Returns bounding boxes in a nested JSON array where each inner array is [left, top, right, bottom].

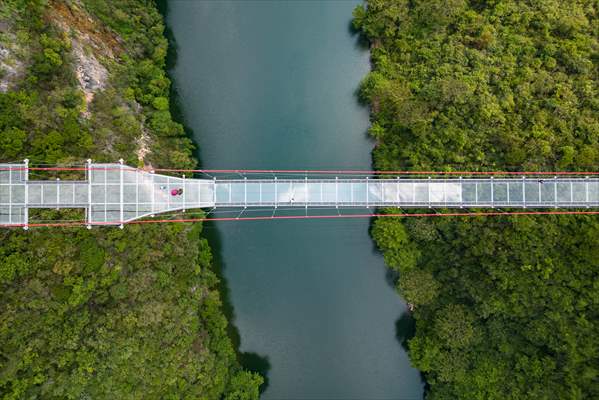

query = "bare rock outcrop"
[[72, 39, 108, 108], [0, 27, 25, 93]]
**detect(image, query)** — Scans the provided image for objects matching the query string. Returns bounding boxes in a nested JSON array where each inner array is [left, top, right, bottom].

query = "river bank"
[[354, 1, 599, 399], [0, 1, 260, 398]]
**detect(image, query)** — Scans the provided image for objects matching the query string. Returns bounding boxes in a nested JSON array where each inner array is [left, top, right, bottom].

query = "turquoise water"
[[167, 1, 423, 398]]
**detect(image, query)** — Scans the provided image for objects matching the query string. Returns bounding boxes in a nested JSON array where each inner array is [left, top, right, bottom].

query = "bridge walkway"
[[1, 162, 599, 227]]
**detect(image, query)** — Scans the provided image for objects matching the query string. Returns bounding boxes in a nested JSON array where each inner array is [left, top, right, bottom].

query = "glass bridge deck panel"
[[275, 181, 291, 205], [397, 182, 413, 203], [413, 183, 429, 204], [493, 182, 507, 203], [381, 182, 397, 203], [320, 182, 333, 203], [261, 182, 275, 204], [0, 164, 26, 225], [368, 181, 383, 203], [337, 181, 351, 204]]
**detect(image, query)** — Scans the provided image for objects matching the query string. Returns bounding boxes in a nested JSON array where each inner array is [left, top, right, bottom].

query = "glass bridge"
[[1, 162, 599, 228]]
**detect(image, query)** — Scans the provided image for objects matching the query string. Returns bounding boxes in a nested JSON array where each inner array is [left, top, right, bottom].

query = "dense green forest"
[[354, 1, 598, 399], [0, 1, 261, 398]]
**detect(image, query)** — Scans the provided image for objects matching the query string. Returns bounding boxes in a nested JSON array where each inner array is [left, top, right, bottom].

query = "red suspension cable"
[[2, 166, 599, 176], [3, 210, 599, 229]]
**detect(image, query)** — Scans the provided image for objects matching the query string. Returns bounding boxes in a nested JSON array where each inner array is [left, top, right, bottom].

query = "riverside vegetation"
[[354, 1, 598, 399], [0, 1, 261, 398]]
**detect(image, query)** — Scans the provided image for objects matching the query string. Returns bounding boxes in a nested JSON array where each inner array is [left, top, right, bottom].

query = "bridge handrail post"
[[585, 176, 589, 208], [244, 176, 247, 208], [182, 173, 186, 212], [274, 176, 277, 208], [366, 176, 369, 208], [554, 176, 557, 208], [522, 176, 526, 208], [428, 176, 431, 208], [213, 176, 216, 208], [23, 159, 29, 229], [136, 167, 139, 219], [196, 175, 201, 206], [335, 177, 338, 208], [491, 176, 494, 208], [443, 177, 447, 207], [8, 162, 11, 225], [305, 176, 308, 209], [56, 177, 60, 210], [119, 159, 124, 228], [150, 169, 156, 217], [459, 176, 463, 208], [86, 159, 92, 228], [166, 174, 171, 214], [103, 166, 107, 222]]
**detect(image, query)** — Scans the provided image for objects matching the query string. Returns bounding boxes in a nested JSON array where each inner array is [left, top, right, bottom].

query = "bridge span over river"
[[2, 161, 599, 228]]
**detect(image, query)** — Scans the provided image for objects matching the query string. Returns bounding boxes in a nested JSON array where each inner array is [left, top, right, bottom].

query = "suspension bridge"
[[2, 160, 599, 228]]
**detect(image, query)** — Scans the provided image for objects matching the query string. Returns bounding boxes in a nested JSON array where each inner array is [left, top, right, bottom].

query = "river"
[[166, 1, 423, 398]]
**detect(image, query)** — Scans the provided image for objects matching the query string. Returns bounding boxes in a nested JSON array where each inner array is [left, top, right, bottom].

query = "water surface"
[[167, 1, 423, 398]]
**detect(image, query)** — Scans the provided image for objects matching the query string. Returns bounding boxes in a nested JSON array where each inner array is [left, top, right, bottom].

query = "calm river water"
[[167, 1, 423, 398]]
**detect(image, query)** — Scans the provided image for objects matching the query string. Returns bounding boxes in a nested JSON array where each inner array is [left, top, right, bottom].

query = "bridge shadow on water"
[[158, 0, 271, 392]]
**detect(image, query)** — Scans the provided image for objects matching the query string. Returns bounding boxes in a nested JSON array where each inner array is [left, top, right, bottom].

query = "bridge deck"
[[2, 163, 599, 227]]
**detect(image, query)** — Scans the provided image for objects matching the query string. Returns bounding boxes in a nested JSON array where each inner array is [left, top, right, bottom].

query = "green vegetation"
[[354, 1, 598, 399], [0, 1, 261, 398]]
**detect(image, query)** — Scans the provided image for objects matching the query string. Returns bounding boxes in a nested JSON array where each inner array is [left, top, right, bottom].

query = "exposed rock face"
[[136, 126, 152, 163], [72, 39, 108, 108], [0, 30, 24, 93], [43, 1, 151, 164], [48, 1, 119, 114]]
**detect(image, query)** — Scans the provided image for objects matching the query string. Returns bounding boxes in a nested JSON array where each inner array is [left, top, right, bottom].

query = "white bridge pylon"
[[1, 161, 599, 228]]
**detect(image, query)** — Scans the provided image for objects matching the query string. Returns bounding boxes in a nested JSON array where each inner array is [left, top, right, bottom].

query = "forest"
[[354, 0, 598, 399], [0, 0, 261, 398]]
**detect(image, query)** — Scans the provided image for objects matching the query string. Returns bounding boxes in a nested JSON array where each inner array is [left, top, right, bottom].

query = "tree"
[[224, 371, 264, 400]]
